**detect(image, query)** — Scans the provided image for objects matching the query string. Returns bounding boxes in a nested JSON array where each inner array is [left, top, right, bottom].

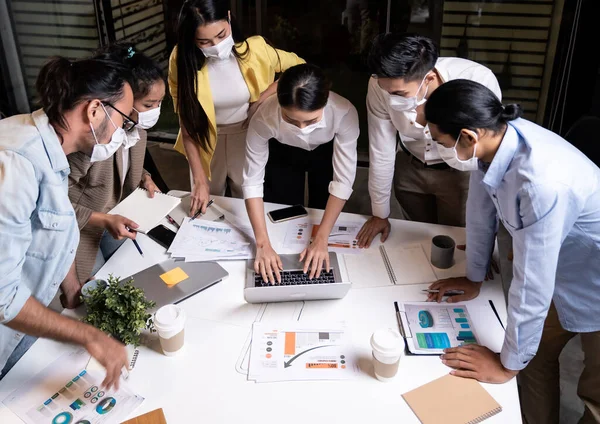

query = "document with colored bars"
[[2, 348, 144, 424], [248, 322, 360, 383]]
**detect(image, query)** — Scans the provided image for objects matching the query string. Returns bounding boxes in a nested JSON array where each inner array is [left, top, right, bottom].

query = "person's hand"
[[457, 244, 500, 281], [84, 329, 128, 390], [441, 345, 519, 384], [426, 277, 482, 303], [254, 243, 283, 284], [189, 180, 210, 217], [356, 216, 391, 248], [300, 236, 330, 279], [104, 214, 138, 240], [60, 279, 83, 309], [140, 174, 160, 198]]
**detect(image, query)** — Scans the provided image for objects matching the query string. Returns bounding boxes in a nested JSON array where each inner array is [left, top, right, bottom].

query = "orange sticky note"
[[160, 267, 189, 286]]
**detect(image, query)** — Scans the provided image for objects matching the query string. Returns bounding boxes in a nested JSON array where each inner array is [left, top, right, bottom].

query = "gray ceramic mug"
[[431, 235, 456, 269]]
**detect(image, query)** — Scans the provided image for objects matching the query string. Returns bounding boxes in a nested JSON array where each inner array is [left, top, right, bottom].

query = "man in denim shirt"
[[425, 80, 600, 424], [0, 55, 134, 390]]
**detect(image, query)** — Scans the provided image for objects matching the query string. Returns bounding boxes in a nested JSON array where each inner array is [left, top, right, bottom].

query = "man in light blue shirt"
[[0, 55, 135, 390], [424, 80, 600, 424]]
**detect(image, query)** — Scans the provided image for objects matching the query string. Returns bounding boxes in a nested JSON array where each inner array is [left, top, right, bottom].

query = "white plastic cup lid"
[[154, 304, 186, 333], [370, 328, 404, 357]]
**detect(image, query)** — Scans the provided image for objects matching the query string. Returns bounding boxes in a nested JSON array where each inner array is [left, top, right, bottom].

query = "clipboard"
[[396, 301, 482, 355]]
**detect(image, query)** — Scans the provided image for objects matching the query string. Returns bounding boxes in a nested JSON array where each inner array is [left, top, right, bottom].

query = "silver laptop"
[[123, 260, 229, 311], [244, 253, 351, 303]]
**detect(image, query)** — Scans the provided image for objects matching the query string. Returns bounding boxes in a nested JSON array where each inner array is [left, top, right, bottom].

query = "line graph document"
[[248, 322, 360, 383]]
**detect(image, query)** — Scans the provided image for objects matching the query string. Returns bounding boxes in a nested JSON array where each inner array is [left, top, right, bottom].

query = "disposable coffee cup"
[[370, 328, 404, 382], [431, 235, 456, 269], [154, 304, 186, 357]]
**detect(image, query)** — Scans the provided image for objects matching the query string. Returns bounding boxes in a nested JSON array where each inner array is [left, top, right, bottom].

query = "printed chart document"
[[248, 322, 360, 383], [281, 221, 364, 254], [397, 302, 480, 355], [3, 348, 144, 424], [108, 187, 181, 233], [168, 219, 254, 261]]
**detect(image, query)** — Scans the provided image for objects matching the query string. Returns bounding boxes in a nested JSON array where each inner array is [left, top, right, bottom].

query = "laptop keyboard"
[[254, 269, 336, 287]]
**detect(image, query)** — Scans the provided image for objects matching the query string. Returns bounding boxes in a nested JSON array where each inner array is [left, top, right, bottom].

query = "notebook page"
[[343, 249, 393, 288], [108, 188, 181, 233], [385, 244, 437, 285]]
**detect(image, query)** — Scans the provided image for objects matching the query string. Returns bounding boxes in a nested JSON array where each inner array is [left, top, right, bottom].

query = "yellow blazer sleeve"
[[262, 40, 305, 73], [168, 47, 179, 113]]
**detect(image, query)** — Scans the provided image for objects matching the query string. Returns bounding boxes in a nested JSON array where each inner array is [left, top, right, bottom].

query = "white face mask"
[[388, 74, 429, 112], [90, 104, 127, 163], [134, 104, 161, 129], [281, 112, 327, 137], [200, 31, 235, 60], [437, 133, 479, 172], [123, 127, 140, 149]]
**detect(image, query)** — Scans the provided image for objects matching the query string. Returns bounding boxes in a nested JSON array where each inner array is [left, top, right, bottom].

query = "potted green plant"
[[82, 274, 156, 347]]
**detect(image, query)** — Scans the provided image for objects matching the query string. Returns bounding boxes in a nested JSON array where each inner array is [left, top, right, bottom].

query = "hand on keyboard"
[[254, 244, 283, 284], [300, 238, 330, 279]]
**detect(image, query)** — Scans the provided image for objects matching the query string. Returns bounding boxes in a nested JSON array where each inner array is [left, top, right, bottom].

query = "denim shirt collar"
[[482, 122, 520, 189], [31, 109, 70, 177]]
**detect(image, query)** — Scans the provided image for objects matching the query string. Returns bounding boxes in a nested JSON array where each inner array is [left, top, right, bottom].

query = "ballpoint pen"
[[489, 299, 506, 330], [127, 228, 144, 257], [422, 289, 465, 296], [166, 214, 180, 229], [191, 199, 214, 220]]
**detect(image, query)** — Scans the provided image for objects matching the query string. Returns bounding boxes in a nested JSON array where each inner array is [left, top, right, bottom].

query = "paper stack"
[[168, 218, 254, 262]]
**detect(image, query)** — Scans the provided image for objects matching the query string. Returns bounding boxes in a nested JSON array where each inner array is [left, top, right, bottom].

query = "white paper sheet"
[[108, 188, 180, 233], [2, 348, 143, 424], [168, 219, 254, 261], [248, 321, 360, 383]]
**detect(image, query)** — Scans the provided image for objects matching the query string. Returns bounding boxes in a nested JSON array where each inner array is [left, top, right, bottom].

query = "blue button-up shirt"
[[466, 118, 600, 371], [0, 110, 79, 370]]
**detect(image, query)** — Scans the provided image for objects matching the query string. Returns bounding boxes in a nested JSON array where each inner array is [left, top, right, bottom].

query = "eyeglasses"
[[103, 102, 138, 132]]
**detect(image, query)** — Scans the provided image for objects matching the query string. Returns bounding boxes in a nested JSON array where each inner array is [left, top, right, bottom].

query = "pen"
[[127, 227, 144, 257], [191, 199, 214, 220], [489, 299, 505, 330], [166, 214, 180, 229], [132, 239, 144, 257], [422, 289, 465, 296], [394, 301, 406, 338]]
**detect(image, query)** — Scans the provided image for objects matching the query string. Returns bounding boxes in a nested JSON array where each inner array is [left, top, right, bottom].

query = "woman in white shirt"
[[243, 64, 359, 284]]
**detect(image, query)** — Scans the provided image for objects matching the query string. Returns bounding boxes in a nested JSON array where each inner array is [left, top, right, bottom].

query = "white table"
[[0, 196, 521, 423]]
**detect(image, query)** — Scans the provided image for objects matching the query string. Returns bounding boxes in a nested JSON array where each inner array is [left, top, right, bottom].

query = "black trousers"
[[264, 138, 334, 210]]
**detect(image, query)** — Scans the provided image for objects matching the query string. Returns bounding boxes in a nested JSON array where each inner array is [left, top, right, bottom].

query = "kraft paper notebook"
[[108, 188, 181, 233], [121, 408, 167, 424], [402, 374, 502, 424]]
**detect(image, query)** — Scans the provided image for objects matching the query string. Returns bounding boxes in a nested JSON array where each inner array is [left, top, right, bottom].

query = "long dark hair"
[[93, 43, 164, 100], [36, 56, 130, 131], [176, 0, 248, 152], [425, 79, 523, 136], [277, 64, 330, 111]]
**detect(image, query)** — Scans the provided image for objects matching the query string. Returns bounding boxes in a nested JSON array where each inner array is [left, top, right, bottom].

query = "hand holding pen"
[[191, 199, 214, 220]]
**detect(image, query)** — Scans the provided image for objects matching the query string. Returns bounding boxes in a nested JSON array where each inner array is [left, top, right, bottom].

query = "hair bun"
[[501, 103, 523, 121]]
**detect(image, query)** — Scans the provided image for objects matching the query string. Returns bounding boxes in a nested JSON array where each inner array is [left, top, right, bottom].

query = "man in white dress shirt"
[[357, 33, 502, 247]]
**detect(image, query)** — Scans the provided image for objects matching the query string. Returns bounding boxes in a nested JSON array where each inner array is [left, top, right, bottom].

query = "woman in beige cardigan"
[[68, 44, 165, 283]]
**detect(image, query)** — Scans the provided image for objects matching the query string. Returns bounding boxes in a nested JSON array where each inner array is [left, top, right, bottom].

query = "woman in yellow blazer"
[[168, 0, 304, 215]]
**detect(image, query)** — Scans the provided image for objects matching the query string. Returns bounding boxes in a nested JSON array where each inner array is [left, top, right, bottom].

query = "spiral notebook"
[[402, 375, 502, 424], [108, 188, 181, 233], [343, 244, 437, 288]]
